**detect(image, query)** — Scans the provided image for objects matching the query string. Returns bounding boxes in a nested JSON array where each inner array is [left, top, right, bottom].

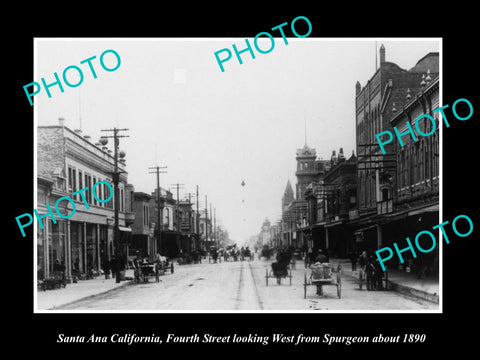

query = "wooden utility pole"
[[205, 195, 208, 246], [148, 166, 167, 256]]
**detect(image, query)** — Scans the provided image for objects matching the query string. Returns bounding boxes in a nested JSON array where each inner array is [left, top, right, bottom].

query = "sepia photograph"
[[32, 37, 441, 313]]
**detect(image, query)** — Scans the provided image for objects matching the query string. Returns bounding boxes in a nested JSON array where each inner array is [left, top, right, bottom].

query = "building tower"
[[282, 180, 294, 212], [295, 144, 318, 200]]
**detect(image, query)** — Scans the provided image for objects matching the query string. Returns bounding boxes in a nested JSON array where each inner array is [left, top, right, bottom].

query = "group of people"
[[354, 251, 385, 291]]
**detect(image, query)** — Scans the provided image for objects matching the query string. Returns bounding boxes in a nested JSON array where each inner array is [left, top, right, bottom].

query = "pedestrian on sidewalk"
[[374, 258, 384, 290], [350, 250, 357, 271], [103, 258, 110, 279], [110, 256, 118, 280], [365, 256, 376, 291]]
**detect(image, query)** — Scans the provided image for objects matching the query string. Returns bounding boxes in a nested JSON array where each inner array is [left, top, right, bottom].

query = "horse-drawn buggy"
[[208, 247, 221, 263], [261, 245, 273, 260], [303, 262, 341, 298], [133, 255, 174, 284], [224, 245, 239, 262], [240, 247, 253, 261], [265, 250, 293, 286]]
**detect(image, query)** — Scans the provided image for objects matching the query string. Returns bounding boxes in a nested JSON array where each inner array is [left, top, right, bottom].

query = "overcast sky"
[[35, 38, 440, 243]]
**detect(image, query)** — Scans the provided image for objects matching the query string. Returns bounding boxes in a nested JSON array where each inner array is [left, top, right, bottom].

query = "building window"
[[425, 138, 430, 180], [143, 205, 147, 226], [382, 188, 389, 201], [130, 191, 134, 213], [104, 182, 113, 209], [78, 170, 83, 196], [165, 208, 170, 228], [93, 177, 97, 206], [84, 173, 89, 203], [68, 167, 73, 190], [120, 188, 124, 212], [88, 175, 92, 203], [98, 179, 103, 207], [68, 167, 77, 200], [419, 141, 424, 182]]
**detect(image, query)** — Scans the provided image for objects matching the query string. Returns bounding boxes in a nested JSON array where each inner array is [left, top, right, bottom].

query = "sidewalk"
[[330, 258, 439, 304], [36, 270, 135, 310]]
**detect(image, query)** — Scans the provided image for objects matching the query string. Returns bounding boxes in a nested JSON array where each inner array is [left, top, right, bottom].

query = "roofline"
[[390, 76, 439, 124]]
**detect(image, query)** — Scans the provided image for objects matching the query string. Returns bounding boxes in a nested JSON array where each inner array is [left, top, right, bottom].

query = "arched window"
[[382, 188, 389, 201], [419, 140, 424, 182], [165, 207, 170, 227]]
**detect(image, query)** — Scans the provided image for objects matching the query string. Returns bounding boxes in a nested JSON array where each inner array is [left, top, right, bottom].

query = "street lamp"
[[100, 128, 129, 283]]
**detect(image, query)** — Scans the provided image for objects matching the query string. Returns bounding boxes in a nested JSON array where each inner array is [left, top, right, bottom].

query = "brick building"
[[303, 148, 357, 257], [353, 45, 439, 253], [355, 45, 439, 213], [384, 74, 440, 274], [37, 119, 135, 280]]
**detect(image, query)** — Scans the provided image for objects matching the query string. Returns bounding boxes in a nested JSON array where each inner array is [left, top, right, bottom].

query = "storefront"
[[86, 223, 98, 273], [70, 221, 85, 275], [36, 218, 67, 279]]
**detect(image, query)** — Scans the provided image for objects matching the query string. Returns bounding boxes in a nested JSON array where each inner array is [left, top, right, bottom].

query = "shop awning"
[[325, 220, 344, 228], [408, 203, 439, 216]]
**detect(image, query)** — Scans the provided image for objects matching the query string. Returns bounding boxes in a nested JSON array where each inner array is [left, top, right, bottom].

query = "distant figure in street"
[[316, 249, 328, 264], [307, 247, 314, 266], [358, 251, 368, 271]]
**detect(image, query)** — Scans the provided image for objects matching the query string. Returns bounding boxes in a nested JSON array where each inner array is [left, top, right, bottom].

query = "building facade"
[[130, 192, 154, 260], [355, 45, 439, 213], [353, 45, 439, 256], [37, 119, 135, 280]]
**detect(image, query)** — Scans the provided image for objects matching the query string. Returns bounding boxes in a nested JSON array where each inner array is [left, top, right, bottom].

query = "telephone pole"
[[148, 165, 167, 257], [205, 195, 208, 247], [184, 192, 196, 251], [214, 207, 217, 247], [196, 185, 200, 249], [100, 127, 129, 283], [210, 202, 213, 246]]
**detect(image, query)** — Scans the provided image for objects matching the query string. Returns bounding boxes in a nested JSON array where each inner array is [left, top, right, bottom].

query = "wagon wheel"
[[304, 272, 307, 299]]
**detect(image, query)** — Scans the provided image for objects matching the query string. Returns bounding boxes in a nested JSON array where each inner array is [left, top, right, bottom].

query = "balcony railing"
[[349, 209, 359, 220], [377, 199, 393, 215]]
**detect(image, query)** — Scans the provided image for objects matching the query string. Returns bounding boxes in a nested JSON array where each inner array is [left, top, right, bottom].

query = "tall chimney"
[[355, 81, 361, 95], [58, 117, 65, 127], [380, 44, 386, 64]]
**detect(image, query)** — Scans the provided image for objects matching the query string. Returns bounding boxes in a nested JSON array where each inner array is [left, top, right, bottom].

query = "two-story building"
[[37, 118, 135, 280]]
